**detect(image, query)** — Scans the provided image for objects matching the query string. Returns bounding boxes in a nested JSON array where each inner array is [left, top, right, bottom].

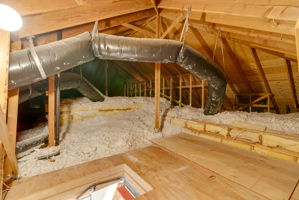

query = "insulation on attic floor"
[[17, 97, 299, 178]]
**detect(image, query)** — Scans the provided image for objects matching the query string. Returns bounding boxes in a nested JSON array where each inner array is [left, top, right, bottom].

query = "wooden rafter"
[[296, 20, 299, 72], [160, 9, 297, 61], [251, 48, 280, 113], [15, 1, 154, 38], [122, 23, 155, 38], [285, 60, 299, 109], [221, 38, 253, 92], [160, 14, 185, 39], [158, 1, 298, 35]]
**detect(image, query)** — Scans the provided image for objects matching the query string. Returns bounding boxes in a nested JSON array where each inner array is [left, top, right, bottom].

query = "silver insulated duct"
[[9, 32, 226, 115]]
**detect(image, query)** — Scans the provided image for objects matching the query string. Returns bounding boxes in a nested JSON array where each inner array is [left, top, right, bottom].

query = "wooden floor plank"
[[152, 133, 299, 200], [6, 146, 266, 200]]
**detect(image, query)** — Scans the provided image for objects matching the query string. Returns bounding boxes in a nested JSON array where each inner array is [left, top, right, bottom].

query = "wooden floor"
[[6, 133, 299, 200]]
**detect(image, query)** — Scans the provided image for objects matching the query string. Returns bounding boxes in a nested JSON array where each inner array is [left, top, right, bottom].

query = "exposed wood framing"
[[160, 14, 185, 39], [0, 30, 12, 199], [296, 20, 299, 72], [7, 89, 19, 154], [16, 1, 154, 38], [190, 27, 236, 107], [221, 38, 253, 92], [251, 48, 280, 113], [122, 23, 155, 38], [285, 60, 299, 109], [161, 9, 297, 61], [201, 80, 205, 109], [189, 74, 192, 106], [48, 76, 56, 146], [179, 74, 182, 106]]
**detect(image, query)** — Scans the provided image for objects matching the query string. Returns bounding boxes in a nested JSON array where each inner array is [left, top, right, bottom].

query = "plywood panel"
[[153, 134, 299, 200], [7, 146, 267, 200]]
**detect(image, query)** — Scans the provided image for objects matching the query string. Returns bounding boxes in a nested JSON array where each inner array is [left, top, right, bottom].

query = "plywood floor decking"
[[6, 133, 299, 200]]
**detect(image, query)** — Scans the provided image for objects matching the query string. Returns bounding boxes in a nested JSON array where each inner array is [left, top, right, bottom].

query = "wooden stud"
[[189, 74, 192, 106], [160, 14, 185, 39], [285, 59, 299, 109], [179, 74, 182, 106], [154, 11, 161, 130], [170, 77, 173, 105], [162, 77, 165, 96], [0, 30, 17, 197], [144, 81, 147, 97], [149, 80, 152, 97], [134, 83, 137, 96], [48, 76, 56, 147], [249, 94, 252, 112], [251, 48, 280, 114], [122, 23, 155, 38], [267, 95, 270, 112], [105, 61, 108, 96], [139, 83, 142, 96], [7, 89, 19, 152], [221, 38, 253, 92], [0, 30, 10, 118], [295, 19, 299, 73], [201, 80, 205, 109]]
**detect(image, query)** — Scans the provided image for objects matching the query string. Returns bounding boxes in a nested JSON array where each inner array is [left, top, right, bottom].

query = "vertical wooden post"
[[162, 77, 165, 96], [154, 63, 161, 129], [189, 74, 192, 106], [134, 83, 137, 96], [139, 82, 141, 96], [154, 11, 161, 130], [0, 30, 11, 198], [105, 61, 109, 96], [144, 81, 147, 97], [7, 89, 19, 152], [130, 84, 132, 97], [170, 77, 173, 105], [295, 20, 299, 73], [249, 94, 252, 112], [201, 80, 205, 109], [179, 75, 182, 106], [149, 80, 152, 97], [124, 84, 126, 96], [267, 95, 270, 112], [48, 76, 56, 147]]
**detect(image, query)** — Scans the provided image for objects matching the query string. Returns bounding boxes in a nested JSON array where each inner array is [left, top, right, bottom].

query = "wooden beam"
[[154, 12, 161, 130], [48, 76, 56, 146], [7, 89, 19, 153], [238, 94, 269, 111], [201, 80, 205, 109], [0, 110, 18, 175], [160, 14, 185, 39], [251, 48, 280, 113], [189, 74, 192, 106], [0, 30, 14, 199], [17, 1, 154, 38], [285, 60, 299, 109], [190, 27, 238, 95], [179, 74, 182, 106], [122, 23, 156, 38], [296, 20, 299, 72], [221, 38, 253, 92], [0, 31, 10, 118], [162, 11, 297, 61]]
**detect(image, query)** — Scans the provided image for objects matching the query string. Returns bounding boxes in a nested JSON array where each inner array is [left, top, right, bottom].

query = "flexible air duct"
[[9, 32, 226, 115], [19, 72, 105, 104]]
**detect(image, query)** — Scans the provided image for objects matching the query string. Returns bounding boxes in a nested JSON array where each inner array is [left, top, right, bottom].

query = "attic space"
[[1, 1, 299, 200]]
